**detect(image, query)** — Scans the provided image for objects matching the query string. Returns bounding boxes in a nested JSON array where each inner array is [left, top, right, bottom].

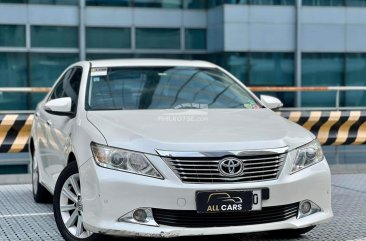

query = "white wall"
[[208, 5, 366, 53], [2, 3, 366, 54]]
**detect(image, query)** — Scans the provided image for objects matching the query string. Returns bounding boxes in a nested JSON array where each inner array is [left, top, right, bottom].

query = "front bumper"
[[79, 152, 333, 237]]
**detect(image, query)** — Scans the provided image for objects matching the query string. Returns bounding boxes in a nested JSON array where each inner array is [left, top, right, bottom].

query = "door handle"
[[46, 120, 53, 126]]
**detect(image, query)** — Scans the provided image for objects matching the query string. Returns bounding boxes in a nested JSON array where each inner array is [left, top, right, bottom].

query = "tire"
[[268, 226, 316, 238], [32, 153, 52, 203], [53, 162, 102, 241]]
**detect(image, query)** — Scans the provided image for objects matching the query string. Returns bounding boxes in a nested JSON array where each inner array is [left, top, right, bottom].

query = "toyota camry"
[[29, 59, 333, 241]]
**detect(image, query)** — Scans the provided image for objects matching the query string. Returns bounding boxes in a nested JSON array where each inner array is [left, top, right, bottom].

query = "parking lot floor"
[[0, 174, 365, 241]]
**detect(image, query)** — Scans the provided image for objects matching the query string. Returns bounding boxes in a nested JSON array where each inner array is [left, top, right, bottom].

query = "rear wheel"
[[53, 162, 102, 241], [32, 154, 52, 203], [268, 226, 316, 238]]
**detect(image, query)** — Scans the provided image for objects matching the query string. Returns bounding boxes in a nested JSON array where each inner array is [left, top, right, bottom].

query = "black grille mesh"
[[152, 202, 299, 228]]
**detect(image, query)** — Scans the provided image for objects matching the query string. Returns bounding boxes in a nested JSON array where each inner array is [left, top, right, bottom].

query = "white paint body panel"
[[80, 157, 332, 237]]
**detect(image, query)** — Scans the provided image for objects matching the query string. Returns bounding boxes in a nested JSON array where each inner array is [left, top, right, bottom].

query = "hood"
[[87, 108, 314, 155]]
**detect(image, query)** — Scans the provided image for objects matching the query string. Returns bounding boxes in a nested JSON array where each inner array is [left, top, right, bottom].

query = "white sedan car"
[[30, 59, 332, 241]]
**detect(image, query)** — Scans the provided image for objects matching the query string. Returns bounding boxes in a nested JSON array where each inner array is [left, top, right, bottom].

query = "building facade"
[[1, 0, 366, 110]]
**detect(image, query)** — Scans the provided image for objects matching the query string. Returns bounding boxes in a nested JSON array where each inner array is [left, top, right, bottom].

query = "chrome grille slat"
[[173, 163, 281, 172], [180, 172, 278, 181], [243, 163, 282, 171], [169, 156, 284, 163], [236, 155, 285, 161], [171, 163, 218, 167], [174, 168, 219, 172], [177, 168, 279, 176], [243, 160, 283, 166], [170, 160, 283, 167], [163, 151, 286, 183], [171, 160, 220, 163]]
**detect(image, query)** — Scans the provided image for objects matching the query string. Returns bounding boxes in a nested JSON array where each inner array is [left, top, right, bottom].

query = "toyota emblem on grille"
[[218, 158, 243, 177]]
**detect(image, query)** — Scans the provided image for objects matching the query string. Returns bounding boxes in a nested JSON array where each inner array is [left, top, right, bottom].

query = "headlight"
[[291, 139, 324, 174], [91, 143, 163, 179]]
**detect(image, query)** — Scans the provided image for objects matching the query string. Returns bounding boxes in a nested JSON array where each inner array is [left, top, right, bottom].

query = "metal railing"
[[0, 86, 366, 174], [0, 87, 50, 93], [1, 86, 366, 110], [249, 86, 366, 110]]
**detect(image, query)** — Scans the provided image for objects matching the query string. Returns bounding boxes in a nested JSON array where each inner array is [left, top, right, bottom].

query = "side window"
[[49, 69, 72, 100], [47, 67, 83, 113], [64, 67, 82, 102], [63, 67, 83, 112]]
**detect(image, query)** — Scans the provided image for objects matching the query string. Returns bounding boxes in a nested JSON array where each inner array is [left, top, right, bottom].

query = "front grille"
[[163, 152, 286, 183], [152, 203, 299, 228]]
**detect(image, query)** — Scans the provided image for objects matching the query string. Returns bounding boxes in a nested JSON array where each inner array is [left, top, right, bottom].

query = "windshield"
[[86, 67, 261, 110]]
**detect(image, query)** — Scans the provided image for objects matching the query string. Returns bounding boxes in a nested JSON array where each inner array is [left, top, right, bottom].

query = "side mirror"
[[260, 95, 283, 110], [44, 97, 74, 116]]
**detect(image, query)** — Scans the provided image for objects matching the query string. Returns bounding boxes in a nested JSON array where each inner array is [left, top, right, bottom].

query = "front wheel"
[[53, 162, 101, 241]]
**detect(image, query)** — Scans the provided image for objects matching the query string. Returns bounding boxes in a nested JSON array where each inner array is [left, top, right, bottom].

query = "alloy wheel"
[[59, 173, 92, 239]]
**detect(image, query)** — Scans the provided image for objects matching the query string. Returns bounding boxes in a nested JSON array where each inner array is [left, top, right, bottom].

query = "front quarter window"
[[86, 67, 262, 110]]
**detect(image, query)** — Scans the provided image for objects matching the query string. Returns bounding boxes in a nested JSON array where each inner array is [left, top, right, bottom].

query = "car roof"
[[86, 58, 218, 68]]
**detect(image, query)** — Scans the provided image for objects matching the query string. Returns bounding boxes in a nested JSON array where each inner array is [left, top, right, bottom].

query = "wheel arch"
[[29, 137, 34, 157], [67, 152, 77, 165]]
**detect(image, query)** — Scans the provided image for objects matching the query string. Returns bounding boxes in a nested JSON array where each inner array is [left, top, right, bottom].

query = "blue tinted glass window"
[[86, 53, 134, 60], [86, 0, 131, 6], [136, 28, 180, 49], [0, 0, 26, 3], [0, 25, 25, 47], [86, 53, 205, 60], [303, 0, 345, 6], [0, 53, 28, 110], [185, 29, 206, 50], [86, 27, 131, 49], [249, 53, 294, 86], [28, 0, 78, 5], [212, 53, 248, 84], [30, 53, 79, 108], [209, 0, 295, 6], [347, 0, 366, 6], [134, 0, 181, 8], [250, 0, 294, 4], [345, 54, 366, 107], [249, 53, 295, 107], [302, 53, 344, 107], [183, 0, 207, 8], [208, 0, 248, 7], [31, 26, 78, 48]]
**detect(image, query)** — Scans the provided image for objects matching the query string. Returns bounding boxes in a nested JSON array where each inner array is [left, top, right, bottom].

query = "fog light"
[[118, 208, 158, 227], [300, 201, 311, 214], [298, 200, 321, 219], [133, 209, 148, 222]]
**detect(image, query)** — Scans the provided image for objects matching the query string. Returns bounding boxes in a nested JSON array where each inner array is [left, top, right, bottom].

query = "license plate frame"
[[196, 189, 262, 213]]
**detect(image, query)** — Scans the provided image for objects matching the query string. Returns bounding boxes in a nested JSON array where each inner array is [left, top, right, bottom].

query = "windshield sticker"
[[244, 100, 260, 109], [91, 67, 107, 76], [92, 77, 100, 82]]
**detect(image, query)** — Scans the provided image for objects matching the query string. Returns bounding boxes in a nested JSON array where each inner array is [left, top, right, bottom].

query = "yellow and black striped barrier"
[[0, 111, 365, 153], [0, 114, 33, 153], [279, 111, 366, 145]]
